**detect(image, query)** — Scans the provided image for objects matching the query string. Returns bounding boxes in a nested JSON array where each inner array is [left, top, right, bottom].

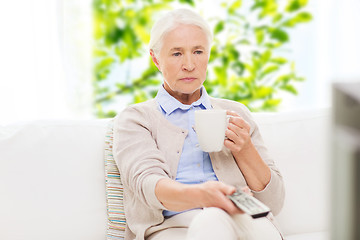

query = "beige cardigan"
[[113, 97, 285, 240]]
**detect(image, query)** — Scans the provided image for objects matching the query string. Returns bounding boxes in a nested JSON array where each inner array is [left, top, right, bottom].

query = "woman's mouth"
[[180, 77, 196, 82]]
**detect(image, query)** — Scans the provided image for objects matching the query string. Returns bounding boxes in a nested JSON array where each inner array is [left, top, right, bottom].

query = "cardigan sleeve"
[[113, 105, 170, 210]]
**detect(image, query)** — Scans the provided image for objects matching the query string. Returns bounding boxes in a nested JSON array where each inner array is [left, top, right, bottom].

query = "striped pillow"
[[105, 120, 126, 239]]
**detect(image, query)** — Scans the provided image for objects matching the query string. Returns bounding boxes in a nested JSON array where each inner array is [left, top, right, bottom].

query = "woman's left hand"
[[224, 111, 252, 154]]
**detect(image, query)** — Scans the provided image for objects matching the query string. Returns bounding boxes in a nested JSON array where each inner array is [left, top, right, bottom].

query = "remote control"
[[228, 189, 270, 219]]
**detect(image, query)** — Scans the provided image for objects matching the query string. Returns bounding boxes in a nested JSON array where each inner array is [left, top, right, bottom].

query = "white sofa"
[[0, 108, 331, 240]]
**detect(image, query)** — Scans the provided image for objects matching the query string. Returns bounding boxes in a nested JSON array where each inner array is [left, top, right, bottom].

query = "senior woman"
[[113, 8, 285, 240]]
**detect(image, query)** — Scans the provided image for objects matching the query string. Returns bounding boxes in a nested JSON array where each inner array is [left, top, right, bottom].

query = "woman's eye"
[[194, 50, 203, 55], [173, 52, 181, 56]]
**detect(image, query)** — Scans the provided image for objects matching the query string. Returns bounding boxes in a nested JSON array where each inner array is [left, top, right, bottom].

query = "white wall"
[[0, 0, 92, 125]]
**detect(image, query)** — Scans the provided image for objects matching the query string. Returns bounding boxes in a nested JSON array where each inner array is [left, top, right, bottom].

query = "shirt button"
[[197, 163, 201, 167]]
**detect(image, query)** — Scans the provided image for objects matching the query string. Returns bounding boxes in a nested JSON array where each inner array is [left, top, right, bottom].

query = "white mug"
[[194, 109, 227, 152]]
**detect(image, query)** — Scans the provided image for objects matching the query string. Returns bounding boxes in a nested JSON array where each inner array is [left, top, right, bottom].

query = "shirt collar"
[[155, 85, 212, 115]]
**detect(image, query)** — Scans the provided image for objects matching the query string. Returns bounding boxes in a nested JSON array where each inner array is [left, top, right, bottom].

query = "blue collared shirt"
[[155, 86, 218, 217]]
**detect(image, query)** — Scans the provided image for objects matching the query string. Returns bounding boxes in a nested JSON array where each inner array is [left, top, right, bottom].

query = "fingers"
[[224, 110, 251, 153], [218, 185, 243, 215], [226, 110, 238, 117], [241, 186, 254, 197], [226, 123, 247, 141], [222, 183, 237, 196], [199, 181, 243, 215], [197, 182, 252, 216], [227, 111, 250, 132], [227, 186, 254, 215], [224, 124, 250, 152], [226, 122, 242, 137], [226, 201, 244, 215]]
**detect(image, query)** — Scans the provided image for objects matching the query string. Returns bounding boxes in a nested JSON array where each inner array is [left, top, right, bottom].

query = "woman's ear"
[[150, 50, 161, 71]]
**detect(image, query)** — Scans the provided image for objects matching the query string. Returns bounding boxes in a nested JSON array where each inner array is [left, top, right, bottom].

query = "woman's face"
[[151, 24, 210, 104]]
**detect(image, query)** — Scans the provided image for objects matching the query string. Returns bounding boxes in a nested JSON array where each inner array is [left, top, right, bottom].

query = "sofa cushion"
[[102, 108, 331, 239], [286, 231, 329, 240], [0, 108, 330, 240], [0, 120, 109, 240], [252, 109, 331, 237]]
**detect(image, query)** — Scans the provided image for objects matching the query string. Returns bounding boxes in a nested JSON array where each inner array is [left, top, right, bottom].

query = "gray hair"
[[149, 8, 213, 57]]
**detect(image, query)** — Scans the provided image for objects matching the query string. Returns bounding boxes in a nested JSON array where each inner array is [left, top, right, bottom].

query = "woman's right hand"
[[192, 181, 243, 215], [155, 179, 245, 215]]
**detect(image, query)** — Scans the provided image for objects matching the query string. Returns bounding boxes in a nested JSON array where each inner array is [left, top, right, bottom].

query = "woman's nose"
[[182, 55, 195, 71]]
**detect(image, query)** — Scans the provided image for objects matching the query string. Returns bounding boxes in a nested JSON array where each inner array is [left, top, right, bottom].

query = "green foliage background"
[[93, 0, 312, 118]]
